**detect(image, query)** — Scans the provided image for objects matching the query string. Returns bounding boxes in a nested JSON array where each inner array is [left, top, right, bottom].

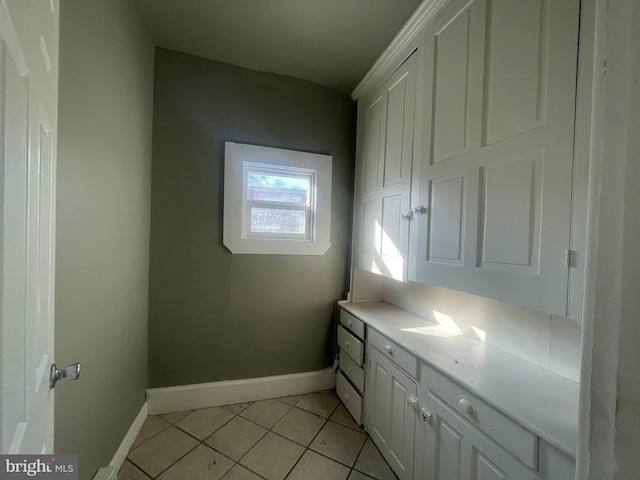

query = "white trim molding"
[[351, 0, 450, 100], [93, 402, 148, 480], [147, 368, 336, 415]]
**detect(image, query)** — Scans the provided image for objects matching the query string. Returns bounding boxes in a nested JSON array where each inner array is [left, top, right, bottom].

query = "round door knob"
[[384, 344, 393, 354]]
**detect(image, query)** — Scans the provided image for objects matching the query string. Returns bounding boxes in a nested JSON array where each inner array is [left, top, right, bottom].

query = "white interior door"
[[0, 0, 59, 454]]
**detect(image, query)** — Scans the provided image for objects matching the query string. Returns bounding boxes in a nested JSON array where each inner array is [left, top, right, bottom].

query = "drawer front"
[[338, 325, 364, 366], [421, 363, 538, 470], [340, 308, 365, 339], [339, 347, 365, 393], [368, 328, 418, 379], [336, 370, 363, 425]]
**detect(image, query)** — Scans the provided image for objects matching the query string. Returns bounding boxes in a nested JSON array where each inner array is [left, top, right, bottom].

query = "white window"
[[223, 142, 332, 255]]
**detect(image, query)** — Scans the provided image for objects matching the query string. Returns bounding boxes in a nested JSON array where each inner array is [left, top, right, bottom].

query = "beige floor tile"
[[285, 450, 350, 480], [310, 421, 367, 467], [353, 438, 397, 480], [132, 415, 171, 448], [239, 399, 291, 428], [159, 410, 192, 424], [272, 407, 325, 446], [157, 444, 233, 480], [221, 464, 263, 480], [330, 404, 364, 431], [296, 392, 340, 418], [239, 432, 304, 480], [347, 471, 376, 480], [277, 394, 303, 405], [118, 460, 150, 480], [222, 402, 252, 415], [205, 416, 267, 460], [176, 406, 234, 440], [127, 426, 199, 477]]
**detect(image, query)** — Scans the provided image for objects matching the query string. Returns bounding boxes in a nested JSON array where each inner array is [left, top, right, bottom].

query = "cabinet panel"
[[364, 95, 384, 193], [432, 5, 472, 163], [480, 153, 541, 270], [367, 346, 417, 480], [483, 0, 548, 145], [429, 174, 465, 264], [368, 328, 418, 378], [385, 74, 412, 186]]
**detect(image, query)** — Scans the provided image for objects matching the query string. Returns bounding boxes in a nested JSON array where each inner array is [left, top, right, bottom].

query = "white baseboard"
[[93, 401, 148, 479], [147, 368, 336, 415]]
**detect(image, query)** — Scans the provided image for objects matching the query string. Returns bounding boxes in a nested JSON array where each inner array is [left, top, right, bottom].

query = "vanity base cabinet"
[[367, 345, 418, 480]]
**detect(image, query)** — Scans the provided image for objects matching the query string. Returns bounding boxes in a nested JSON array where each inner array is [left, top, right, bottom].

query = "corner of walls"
[[55, 0, 154, 478]]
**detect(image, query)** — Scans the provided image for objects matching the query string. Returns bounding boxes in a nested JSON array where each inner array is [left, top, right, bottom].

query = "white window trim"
[[223, 142, 332, 255]]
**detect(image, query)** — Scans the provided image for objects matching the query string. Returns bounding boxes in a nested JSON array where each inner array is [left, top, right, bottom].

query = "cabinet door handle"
[[407, 395, 419, 411], [384, 344, 393, 355], [421, 406, 433, 423], [457, 396, 475, 414]]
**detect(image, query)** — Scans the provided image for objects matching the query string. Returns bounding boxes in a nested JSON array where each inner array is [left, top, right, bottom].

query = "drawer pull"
[[458, 396, 475, 414], [384, 344, 393, 355], [347, 320, 353, 328], [344, 340, 350, 348]]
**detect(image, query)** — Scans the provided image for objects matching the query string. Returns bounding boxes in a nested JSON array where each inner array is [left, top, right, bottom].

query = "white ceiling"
[[134, 0, 422, 94]]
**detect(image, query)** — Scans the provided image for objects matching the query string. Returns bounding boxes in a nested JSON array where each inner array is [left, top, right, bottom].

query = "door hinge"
[[566, 250, 577, 268]]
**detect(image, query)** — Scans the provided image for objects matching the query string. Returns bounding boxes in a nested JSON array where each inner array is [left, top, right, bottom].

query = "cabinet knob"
[[384, 344, 393, 355], [347, 320, 353, 328], [407, 395, 419, 411], [414, 205, 427, 216], [344, 340, 350, 348], [457, 396, 475, 414], [401, 210, 414, 221]]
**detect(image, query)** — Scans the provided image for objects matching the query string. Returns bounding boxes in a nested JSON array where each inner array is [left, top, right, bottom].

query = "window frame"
[[223, 142, 332, 255]]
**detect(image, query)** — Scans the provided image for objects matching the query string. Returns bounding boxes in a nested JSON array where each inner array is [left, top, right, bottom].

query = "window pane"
[[247, 173, 309, 204], [250, 207, 306, 234]]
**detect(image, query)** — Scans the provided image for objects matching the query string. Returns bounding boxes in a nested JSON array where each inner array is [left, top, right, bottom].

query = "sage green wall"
[[149, 49, 355, 387], [55, 0, 154, 478]]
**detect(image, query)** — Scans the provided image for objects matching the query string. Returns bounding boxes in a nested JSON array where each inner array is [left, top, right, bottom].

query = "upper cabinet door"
[[411, 0, 580, 316], [354, 52, 418, 281]]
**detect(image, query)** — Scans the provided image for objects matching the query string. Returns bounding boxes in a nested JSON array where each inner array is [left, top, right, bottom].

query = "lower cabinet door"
[[416, 390, 536, 480], [367, 346, 417, 480]]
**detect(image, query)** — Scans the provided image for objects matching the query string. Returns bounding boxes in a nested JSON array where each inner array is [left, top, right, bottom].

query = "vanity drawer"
[[422, 364, 538, 470], [339, 347, 365, 393], [336, 370, 363, 425], [338, 325, 364, 366], [368, 328, 418, 379], [340, 308, 365, 339]]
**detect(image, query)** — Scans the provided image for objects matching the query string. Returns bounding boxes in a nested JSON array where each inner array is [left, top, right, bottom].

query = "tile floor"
[[119, 391, 398, 480]]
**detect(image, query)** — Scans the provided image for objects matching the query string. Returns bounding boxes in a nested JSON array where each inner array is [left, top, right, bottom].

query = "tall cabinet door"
[[411, 0, 580, 316], [354, 52, 417, 281], [367, 346, 417, 480]]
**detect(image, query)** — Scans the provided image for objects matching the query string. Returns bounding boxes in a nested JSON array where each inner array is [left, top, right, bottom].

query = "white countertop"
[[339, 300, 579, 457]]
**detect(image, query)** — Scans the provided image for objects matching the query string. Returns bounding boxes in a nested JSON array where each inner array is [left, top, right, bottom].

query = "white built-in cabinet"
[[353, 0, 581, 317], [354, 52, 417, 281]]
